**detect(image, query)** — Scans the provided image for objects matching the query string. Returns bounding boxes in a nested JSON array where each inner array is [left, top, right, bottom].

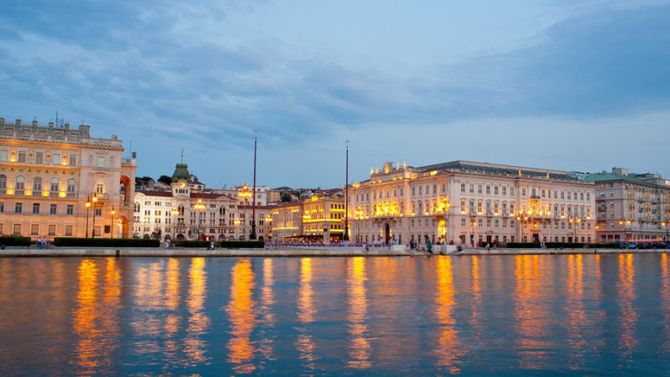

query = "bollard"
[[115, 249, 120, 258]]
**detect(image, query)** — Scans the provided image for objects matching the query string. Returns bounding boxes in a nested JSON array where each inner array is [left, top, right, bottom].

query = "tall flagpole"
[[344, 139, 350, 242], [250, 130, 258, 240]]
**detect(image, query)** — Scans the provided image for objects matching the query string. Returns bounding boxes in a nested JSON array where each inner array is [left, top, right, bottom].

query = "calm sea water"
[[0, 254, 669, 376]]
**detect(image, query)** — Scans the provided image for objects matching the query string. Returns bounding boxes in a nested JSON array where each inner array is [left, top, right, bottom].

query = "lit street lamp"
[[85, 196, 92, 238], [91, 196, 99, 238], [111, 206, 115, 239]]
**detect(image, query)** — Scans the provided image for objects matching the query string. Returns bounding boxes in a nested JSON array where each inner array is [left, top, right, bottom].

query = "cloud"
[[0, 1, 668, 186]]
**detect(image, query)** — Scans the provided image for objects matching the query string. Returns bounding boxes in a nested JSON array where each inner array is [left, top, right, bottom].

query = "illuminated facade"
[[0, 117, 136, 240], [349, 161, 597, 246], [271, 190, 345, 243], [133, 163, 272, 241], [584, 168, 670, 242]]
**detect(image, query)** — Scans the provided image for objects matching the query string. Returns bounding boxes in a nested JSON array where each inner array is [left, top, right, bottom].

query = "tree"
[[158, 175, 172, 185], [280, 191, 293, 202]]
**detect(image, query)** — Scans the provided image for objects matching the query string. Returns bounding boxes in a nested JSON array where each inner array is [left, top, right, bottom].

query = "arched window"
[[50, 178, 59, 193], [16, 176, 25, 193], [95, 183, 104, 195], [67, 179, 76, 193], [219, 206, 226, 216], [33, 177, 42, 191]]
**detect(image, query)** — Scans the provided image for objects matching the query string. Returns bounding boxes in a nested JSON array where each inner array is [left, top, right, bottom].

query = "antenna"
[[180, 148, 184, 164]]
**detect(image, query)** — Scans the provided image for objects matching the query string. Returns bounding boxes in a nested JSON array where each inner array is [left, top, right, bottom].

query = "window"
[[52, 153, 61, 165], [18, 151, 26, 162], [95, 184, 104, 195], [16, 176, 25, 193], [31, 224, 39, 236], [0, 174, 6, 193], [50, 178, 59, 193], [67, 179, 76, 194], [32, 203, 40, 214], [0, 150, 8, 161], [66, 205, 74, 215], [33, 177, 42, 192], [97, 156, 106, 168], [69, 155, 77, 166], [65, 225, 73, 236], [461, 183, 466, 193], [50, 204, 57, 215], [95, 208, 102, 216], [48, 224, 56, 236], [36, 152, 43, 164], [15, 202, 22, 214], [13, 224, 21, 235], [0, 202, 4, 213]]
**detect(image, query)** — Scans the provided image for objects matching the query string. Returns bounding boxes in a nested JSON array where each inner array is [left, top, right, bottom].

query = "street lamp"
[[110, 206, 115, 239], [91, 196, 99, 238], [85, 196, 92, 238], [171, 207, 179, 241], [194, 198, 205, 240]]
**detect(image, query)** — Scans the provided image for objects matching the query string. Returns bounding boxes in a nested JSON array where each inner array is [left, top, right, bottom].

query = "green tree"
[[280, 191, 293, 202], [158, 175, 172, 185]]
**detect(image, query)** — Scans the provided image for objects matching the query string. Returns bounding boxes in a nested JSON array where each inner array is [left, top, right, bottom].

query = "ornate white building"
[[349, 161, 597, 247], [0, 117, 136, 240], [133, 163, 272, 241]]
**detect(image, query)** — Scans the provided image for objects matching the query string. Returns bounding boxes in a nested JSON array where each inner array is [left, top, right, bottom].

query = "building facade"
[[584, 168, 670, 242], [349, 161, 597, 247], [270, 190, 345, 243], [0, 117, 136, 240], [133, 163, 272, 241]]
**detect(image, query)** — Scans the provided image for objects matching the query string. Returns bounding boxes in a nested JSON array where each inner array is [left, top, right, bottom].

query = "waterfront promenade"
[[0, 246, 668, 257]]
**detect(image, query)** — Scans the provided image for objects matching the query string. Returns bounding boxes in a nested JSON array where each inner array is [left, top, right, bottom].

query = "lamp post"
[[250, 130, 258, 240], [110, 206, 115, 239], [85, 196, 92, 238], [171, 207, 179, 241], [343, 139, 350, 242], [91, 196, 99, 238], [194, 198, 205, 240]]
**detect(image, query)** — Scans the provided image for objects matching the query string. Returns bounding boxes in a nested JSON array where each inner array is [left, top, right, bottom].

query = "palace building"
[[0, 117, 136, 240], [584, 168, 670, 242], [348, 161, 597, 246], [271, 189, 345, 243]]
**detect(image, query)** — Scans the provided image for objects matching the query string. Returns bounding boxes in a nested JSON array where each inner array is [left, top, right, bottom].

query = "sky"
[[1, 0, 669, 188]]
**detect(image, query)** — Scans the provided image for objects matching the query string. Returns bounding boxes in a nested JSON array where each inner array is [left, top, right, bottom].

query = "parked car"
[[626, 243, 639, 249]]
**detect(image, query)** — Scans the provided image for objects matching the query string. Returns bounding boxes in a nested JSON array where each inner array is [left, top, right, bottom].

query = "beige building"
[[584, 168, 670, 242], [349, 161, 597, 247], [271, 190, 345, 243], [0, 117, 136, 240], [133, 163, 272, 241]]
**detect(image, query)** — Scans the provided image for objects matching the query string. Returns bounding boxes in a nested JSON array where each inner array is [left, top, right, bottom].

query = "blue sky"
[[1, 0, 669, 187]]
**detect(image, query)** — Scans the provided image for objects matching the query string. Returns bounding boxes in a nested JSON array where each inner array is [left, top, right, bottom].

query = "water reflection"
[[618, 254, 637, 362], [297, 258, 316, 371], [185, 257, 209, 364], [258, 259, 276, 361], [566, 255, 586, 369], [469, 256, 483, 344], [347, 257, 371, 369], [514, 255, 550, 369], [72, 259, 100, 375], [226, 258, 257, 374], [662, 254, 670, 353], [434, 257, 462, 373]]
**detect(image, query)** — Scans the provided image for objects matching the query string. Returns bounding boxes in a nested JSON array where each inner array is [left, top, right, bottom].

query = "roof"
[[136, 190, 173, 198], [172, 163, 191, 181], [417, 160, 582, 182], [191, 192, 234, 200], [581, 173, 659, 187]]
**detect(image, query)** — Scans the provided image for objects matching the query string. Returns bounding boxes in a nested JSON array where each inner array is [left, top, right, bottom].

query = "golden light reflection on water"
[[73, 259, 99, 375], [165, 258, 181, 337], [618, 254, 637, 360], [566, 255, 586, 369], [470, 257, 483, 342], [297, 258, 316, 371], [514, 255, 550, 370], [434, 257, 462, 373], [226, 258, 257, 374], [662, 254, 670, 353], [347, 257, 371, 369], [185, 257, 209, 364], [257, 259, 276, 361]]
